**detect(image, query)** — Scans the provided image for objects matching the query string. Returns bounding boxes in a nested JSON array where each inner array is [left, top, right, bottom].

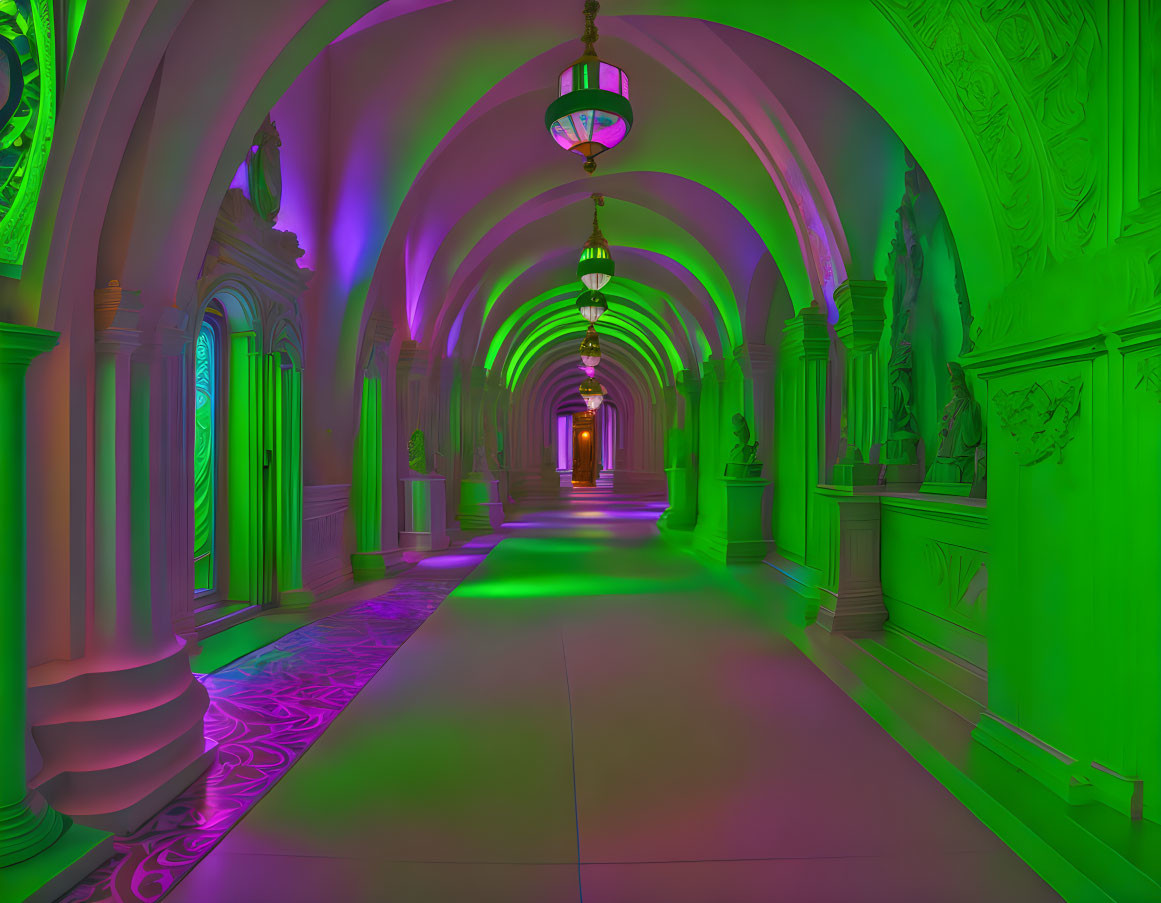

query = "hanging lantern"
[[578, 194, 614, 291], [576, 290, 608, 323], [545, 0, 633, 174], [580, 324, 601, 368], [579, 375, 606, 411]]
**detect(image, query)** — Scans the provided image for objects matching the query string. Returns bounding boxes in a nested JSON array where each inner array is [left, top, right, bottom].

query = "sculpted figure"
[[247, 116, 282, 223], [724, 413, 761, 476], [407, 429, 427, 474], [925, 363, 982, 484]]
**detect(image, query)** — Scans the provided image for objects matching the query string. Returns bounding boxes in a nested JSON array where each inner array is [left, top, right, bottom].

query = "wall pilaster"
[[0, 323, 65, 866]]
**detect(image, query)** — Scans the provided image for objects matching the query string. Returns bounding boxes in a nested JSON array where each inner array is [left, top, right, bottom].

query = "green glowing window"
[[580, 246, 610, 261], [194, 306, 221, 593]]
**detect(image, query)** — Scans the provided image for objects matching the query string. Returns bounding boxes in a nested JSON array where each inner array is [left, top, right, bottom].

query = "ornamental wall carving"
[[876, 0, 1101, 277], [992, 377, 1083, 465]]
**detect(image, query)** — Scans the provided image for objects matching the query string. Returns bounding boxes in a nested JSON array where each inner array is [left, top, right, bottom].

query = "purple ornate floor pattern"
[[57, 578, 457, 903]]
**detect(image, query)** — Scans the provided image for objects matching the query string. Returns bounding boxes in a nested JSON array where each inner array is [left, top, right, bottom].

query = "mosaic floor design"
[[57, 579, 457, 903]]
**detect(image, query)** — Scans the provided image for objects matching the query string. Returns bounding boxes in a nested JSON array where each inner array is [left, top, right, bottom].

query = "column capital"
[[397, 340, 427, 378], [94, 281, 144, 352], [702, 356, 726, 381], [0, 322, 59, 367], [834, 280, 886, 355], [367, 316, 395, 349], [733, 342, 774, 377], [140, 306, 190, 360], [782, 306, 829, 361]]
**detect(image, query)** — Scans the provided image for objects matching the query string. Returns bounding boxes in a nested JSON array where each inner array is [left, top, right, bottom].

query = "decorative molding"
[[0, 0, 55, 277], [924, 541, 987, 624], [834, 280, 886, 355], [992, 377, 1083, 465], [876, 0, 1101, 276], [1136, 354, 1161, 402]]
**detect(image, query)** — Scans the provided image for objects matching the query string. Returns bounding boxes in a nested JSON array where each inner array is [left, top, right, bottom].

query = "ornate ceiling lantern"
[[579, 375, 606, 411], [580, 324, 601, 368], [576, 289, 609, 323], [545, 0, 633, 174], [578, 193, 614, 291]]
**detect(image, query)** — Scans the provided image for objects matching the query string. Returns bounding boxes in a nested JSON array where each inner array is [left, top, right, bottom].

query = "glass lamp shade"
[[546, 58, 633, 173], [579, 325, 601, 368], [579, 375, 606, 411], [578, 241, 614, 291], [576, 290, 609, 323]]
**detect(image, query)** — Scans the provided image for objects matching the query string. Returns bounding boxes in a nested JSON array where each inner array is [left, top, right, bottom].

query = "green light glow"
[[0, 1, 56, 277], [193, 319, 217, 592], [485, 278, 692, 375], [502, 304, 672, 390]]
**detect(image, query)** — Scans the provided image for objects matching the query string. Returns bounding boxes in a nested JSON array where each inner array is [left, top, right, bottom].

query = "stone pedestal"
[[813, 488, 886, 633], [400, 472, 449, 551], [458, 475, 504, 531], [659, 466, 695, 531], [694, 477, 771, 563]]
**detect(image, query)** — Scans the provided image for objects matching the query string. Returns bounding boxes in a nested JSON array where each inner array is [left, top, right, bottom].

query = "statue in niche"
[[495, 428, 505, 469], [885, 153, 923, 465], [724, 413, 762, 478], [407, 428, 427, 474], [925, 363, 982, 486], [471, 440, 487, 476], [246, 115, 282, 224]]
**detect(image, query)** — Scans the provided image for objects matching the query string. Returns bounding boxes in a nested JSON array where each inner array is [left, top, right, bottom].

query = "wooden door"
[[571, 411, 597, 486]]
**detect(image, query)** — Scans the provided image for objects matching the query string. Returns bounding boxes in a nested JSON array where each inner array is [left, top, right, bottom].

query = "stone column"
[[770, 307, 828, 593], [92, 281, 143, 656], [832, 280, 886, 486], [660, 370, 699, 531], [132, 308, 188, 649], [275, 358, 312, 603], [458, 365, 503, 531], [737, 343, 775, 538], [0, 323, 65, 866]]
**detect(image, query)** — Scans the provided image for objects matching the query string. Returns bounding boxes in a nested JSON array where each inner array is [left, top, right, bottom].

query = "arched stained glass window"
[[193, 310, 220, 592]]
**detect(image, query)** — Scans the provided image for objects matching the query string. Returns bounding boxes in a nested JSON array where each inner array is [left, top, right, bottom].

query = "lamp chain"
[[589, 193, 605, 243], [582, 0, 600, 56]]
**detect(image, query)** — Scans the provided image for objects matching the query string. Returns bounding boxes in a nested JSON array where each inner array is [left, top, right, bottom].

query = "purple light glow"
[[416, 554, 487, 569], [58, 581, 451, 903]]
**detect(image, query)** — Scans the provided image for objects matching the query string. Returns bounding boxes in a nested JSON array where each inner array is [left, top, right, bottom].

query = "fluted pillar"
[[0, 323, 64, 866], [832, 280, 886, 486], [92, 282, 143, 656]]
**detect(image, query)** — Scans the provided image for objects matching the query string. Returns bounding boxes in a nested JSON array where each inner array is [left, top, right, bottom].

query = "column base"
[[27, 640, 216, 835], [401, 473, 449, 551], [0, 792, 65, 867], [817, 587, 887, 633], [350, 550, 405, 580], [458, 477, 504, 531], [813, 489, 886, 633], [278, 588, 316, 608], [1, 819, 112, 903]]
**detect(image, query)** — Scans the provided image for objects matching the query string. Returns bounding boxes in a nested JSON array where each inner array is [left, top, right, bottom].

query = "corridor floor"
[[165, 494, 1059, 903]]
